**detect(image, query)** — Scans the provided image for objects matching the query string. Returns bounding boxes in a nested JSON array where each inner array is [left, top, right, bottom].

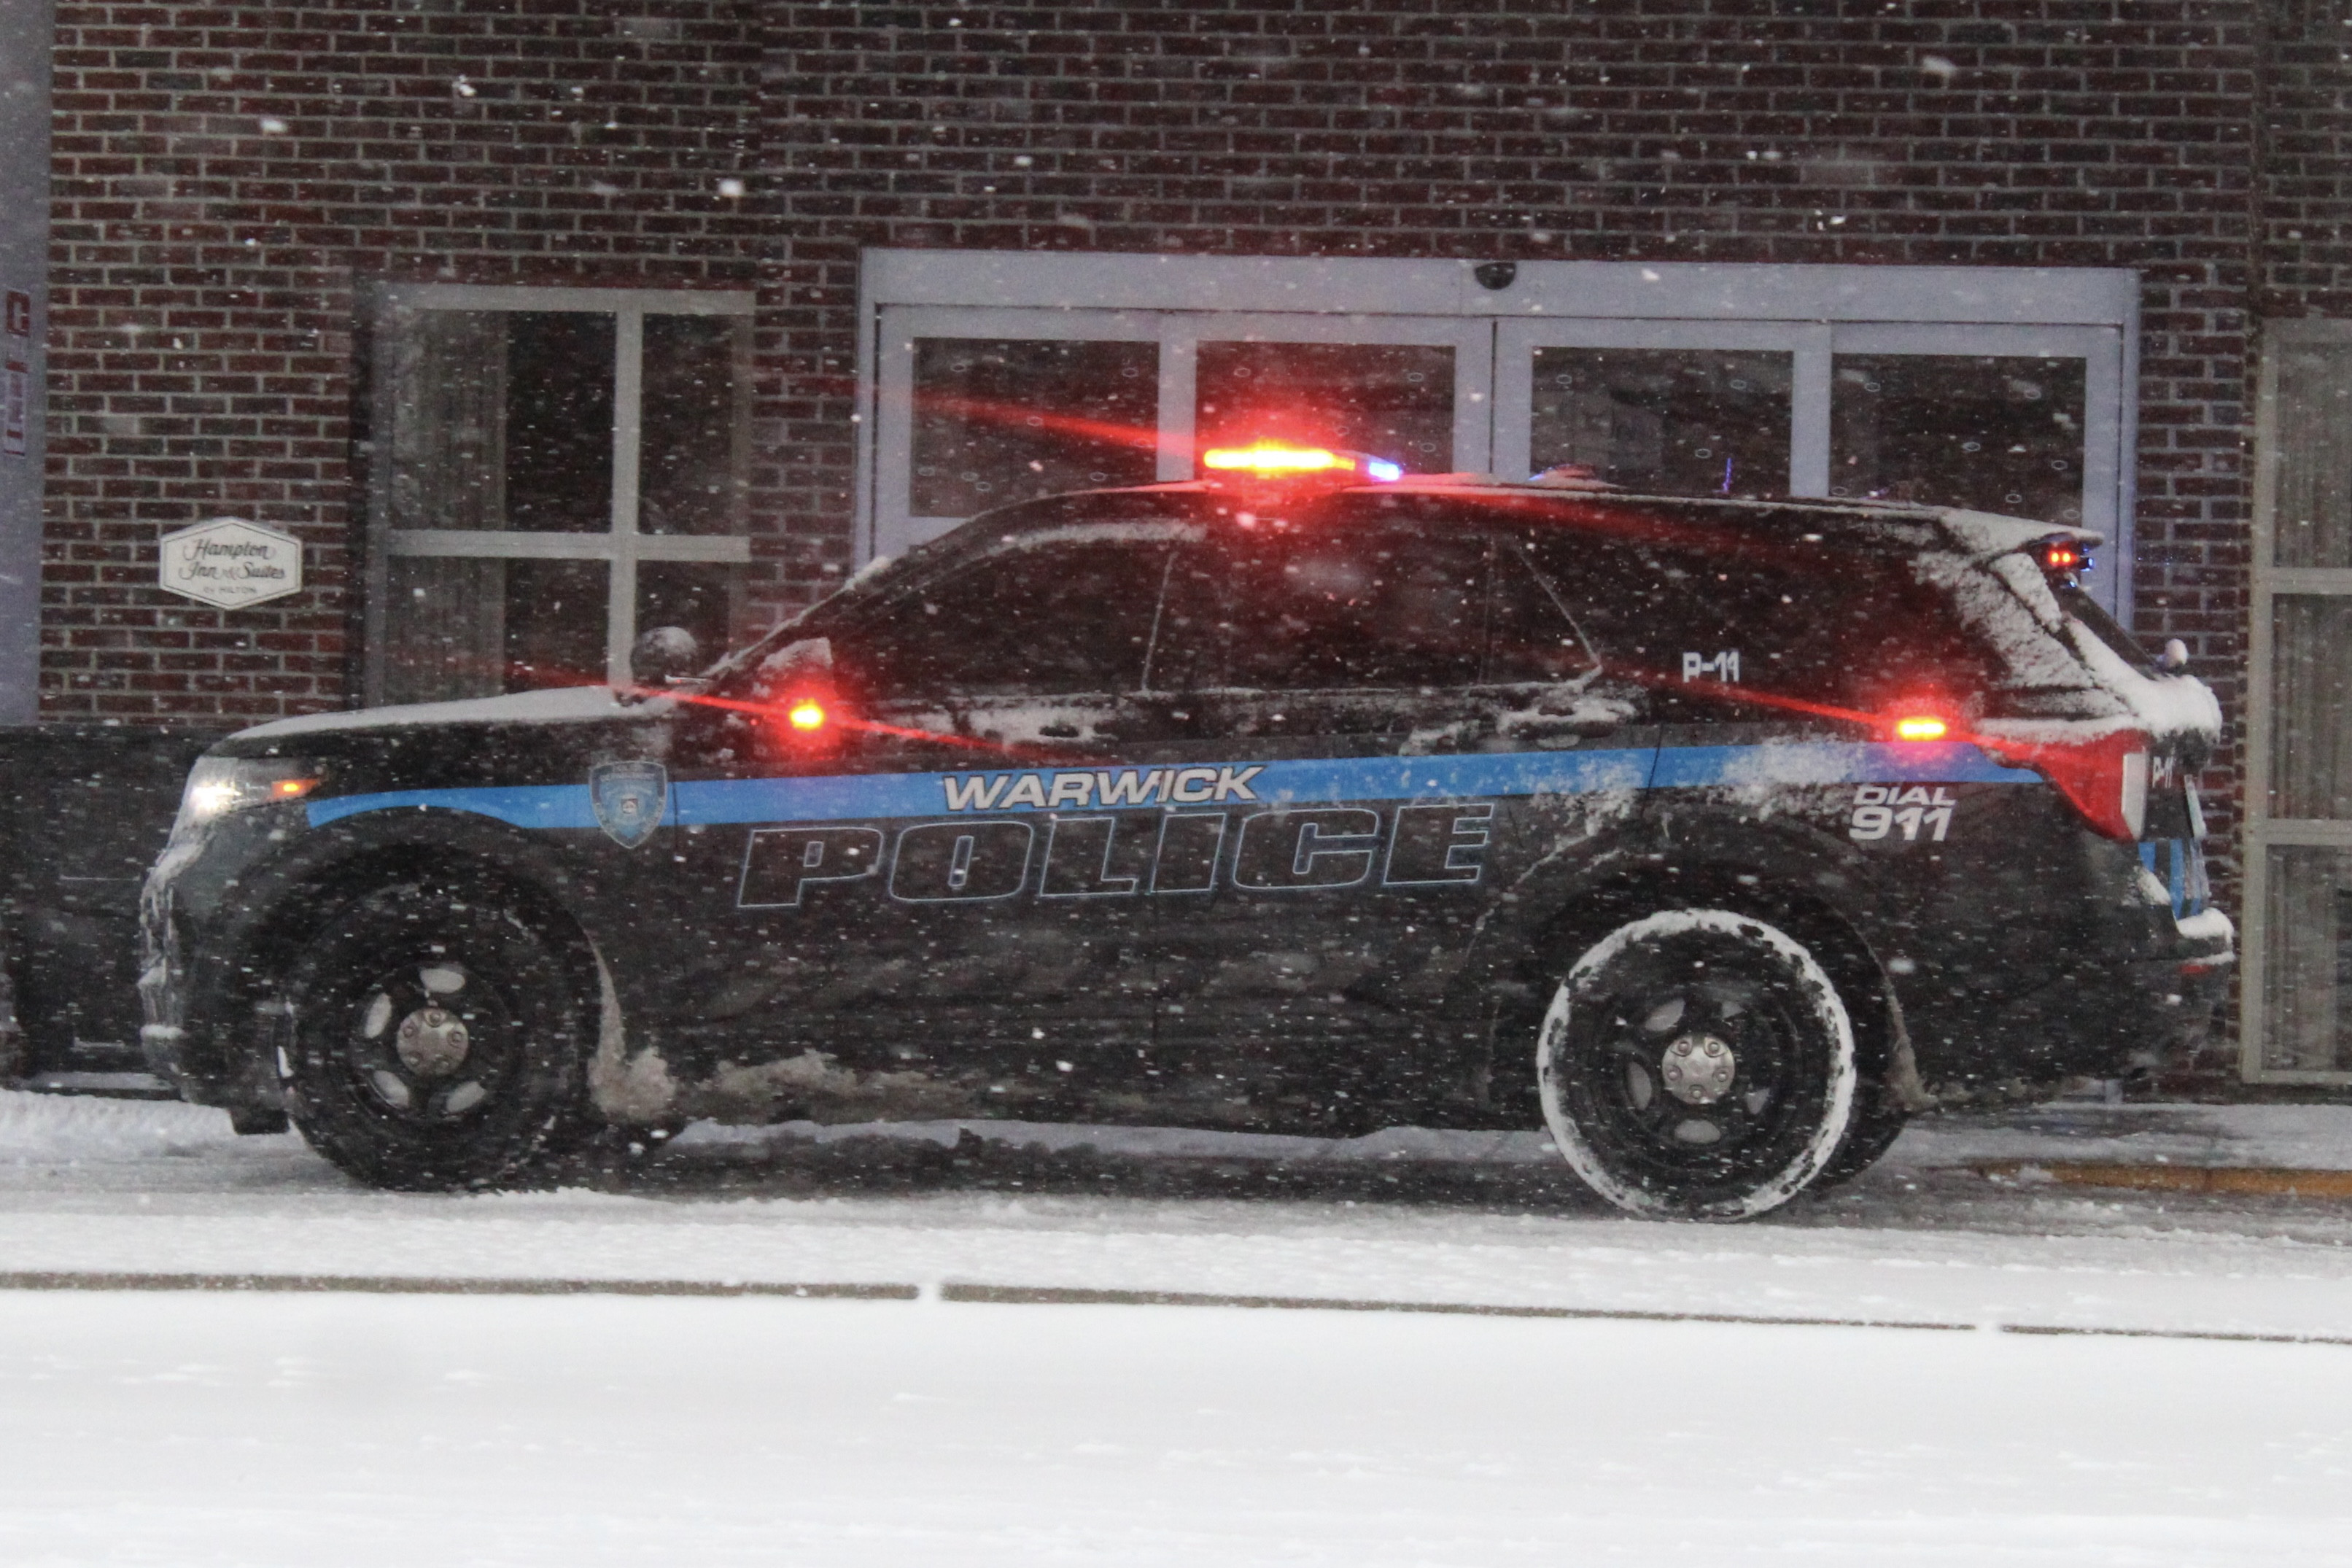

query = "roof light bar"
[[1200, 444, 1404, 483]]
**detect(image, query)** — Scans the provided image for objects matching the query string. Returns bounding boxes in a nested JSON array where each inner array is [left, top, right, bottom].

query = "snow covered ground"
[[4, 1090, 2352, 1564]]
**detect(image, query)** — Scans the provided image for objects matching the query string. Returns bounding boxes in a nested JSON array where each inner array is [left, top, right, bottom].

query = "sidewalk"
[[1890, 1100, 2352, 1194]]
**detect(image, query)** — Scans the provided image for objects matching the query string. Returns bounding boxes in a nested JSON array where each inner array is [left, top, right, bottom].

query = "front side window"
[[843, 532, 1182, 701], [370, 289, 753, 705]]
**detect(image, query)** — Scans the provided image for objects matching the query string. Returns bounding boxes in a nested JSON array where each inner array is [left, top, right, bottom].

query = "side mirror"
[[626, 626, 701, 699]]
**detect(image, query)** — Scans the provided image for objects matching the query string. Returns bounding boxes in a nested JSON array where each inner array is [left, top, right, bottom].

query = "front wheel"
[[281, 880, 597, 1190], [1536, 909, 1858, 1220]]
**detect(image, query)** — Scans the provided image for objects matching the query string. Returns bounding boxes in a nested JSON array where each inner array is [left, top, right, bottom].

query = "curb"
[[1971, 1162, 2352, 1198], [0, 1272, 2348, 1349]]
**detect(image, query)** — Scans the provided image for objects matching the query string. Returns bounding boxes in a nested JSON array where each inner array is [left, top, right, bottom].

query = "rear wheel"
[[281, 880, 597, 1190], [1536, 909, 1857, 1219], [1809, 1088, 1912, 1192]]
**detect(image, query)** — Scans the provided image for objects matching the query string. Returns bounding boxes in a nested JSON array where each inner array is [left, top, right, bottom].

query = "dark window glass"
[[1157, 527, 1489, 691], [382, 556, 609, 699], [1522, 529, 1991, 719], [850, 538, 1176, 699], [640, 315, 747, 536], [910, 339, 1160, 518], [1487, 543, 1601, 684], [1195, 342, 1453, 476], [503, 559, 610, 691], [505, 314, 615, 532], [1831, 355, 2087, 524], [1529, 349, 1791, 497]]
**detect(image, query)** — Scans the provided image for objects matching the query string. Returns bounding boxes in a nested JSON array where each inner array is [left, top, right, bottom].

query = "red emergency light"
[[1200, 443, 1405, 483]]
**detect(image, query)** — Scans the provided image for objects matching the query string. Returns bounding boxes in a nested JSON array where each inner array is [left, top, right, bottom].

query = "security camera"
[[1474, 261, 1518, 290]]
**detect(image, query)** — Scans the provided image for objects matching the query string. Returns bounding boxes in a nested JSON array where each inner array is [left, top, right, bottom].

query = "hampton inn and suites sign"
[[157, 517, 303, 610]]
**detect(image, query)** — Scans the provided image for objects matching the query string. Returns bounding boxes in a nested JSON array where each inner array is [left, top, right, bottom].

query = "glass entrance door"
[[871, 306, 1493, 561]]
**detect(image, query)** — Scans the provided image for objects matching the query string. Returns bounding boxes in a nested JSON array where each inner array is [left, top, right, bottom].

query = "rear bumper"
[[1907, 912, 2234, 1092]]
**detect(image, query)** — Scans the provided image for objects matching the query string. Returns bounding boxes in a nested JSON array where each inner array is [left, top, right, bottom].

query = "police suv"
[[139, 453, 2232, 1218]]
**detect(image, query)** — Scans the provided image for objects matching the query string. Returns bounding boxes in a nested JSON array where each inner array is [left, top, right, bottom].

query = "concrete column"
[[0, 0, 54, 724]]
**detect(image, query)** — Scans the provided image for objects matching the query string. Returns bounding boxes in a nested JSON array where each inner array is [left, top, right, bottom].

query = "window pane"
[[637, 561, 738, 665], [505, 314, 616, 532], [1195, 342, 1453, 475], [640, 315, 748, 536], [2264, 846, 2352, 1073], [1160, 529, 1489, 691], [1529, 349, 1790, 496], [2270, 594, 2352, 819], [503, 558, 609, 691], [1831, 355, 2087, 523], [909, 339, 1159, 519], [384, 311, 508, 534], [384, 556, 609, 703], [2274, 341, 2352, 568], [851, 539, 1174, 698], [384, 556, 505, 704]]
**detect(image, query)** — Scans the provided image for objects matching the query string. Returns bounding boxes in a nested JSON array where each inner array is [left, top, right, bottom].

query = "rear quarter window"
[[1520, 527, 1996, 722]]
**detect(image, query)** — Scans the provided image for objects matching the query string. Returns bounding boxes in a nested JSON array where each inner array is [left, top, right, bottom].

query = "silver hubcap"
[[1660, 1032, 1736, 1105], [394, 1006, 471, 1077]]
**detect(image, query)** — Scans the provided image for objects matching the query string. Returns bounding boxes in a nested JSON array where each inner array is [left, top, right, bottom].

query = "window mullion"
[[608, 308, 645, 686], [1788, 325, 1832, 497]]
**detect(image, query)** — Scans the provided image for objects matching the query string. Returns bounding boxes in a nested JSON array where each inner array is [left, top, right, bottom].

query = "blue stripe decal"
[[306, 785, 595, 830], [1651, 741, 2035, 790], [306, 740, 2035, 831]]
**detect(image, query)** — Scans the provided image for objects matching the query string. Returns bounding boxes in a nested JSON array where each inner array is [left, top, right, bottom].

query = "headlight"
[[172, 756, 324, 839]]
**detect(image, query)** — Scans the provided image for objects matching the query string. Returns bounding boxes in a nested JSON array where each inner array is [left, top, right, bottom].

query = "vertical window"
[[1193, 343, 1455, 474], [1831, 355, 2089, 524], [370, 288, 753, 705], [909, 339, 1160, 519], [1529, 349, 1792, 496]]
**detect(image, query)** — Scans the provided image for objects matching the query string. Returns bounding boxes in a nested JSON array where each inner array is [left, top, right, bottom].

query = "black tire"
[[1536, 909, 1858, 1220], [281, 880, 597, 1190], [1809, 1087, 1912, 1192]]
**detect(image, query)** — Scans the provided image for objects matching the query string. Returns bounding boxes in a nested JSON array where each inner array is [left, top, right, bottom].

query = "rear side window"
[[1154, 526, 1491, 691], [1521, 528, 1993, 721]]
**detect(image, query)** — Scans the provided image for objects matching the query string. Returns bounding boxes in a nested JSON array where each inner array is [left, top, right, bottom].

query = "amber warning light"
[[1892, 715, 1949, 742], [1200, 444, 1404, 483], [787, 701, 828, 731]]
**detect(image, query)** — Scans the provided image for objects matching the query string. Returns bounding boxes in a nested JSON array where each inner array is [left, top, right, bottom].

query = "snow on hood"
[[235, 684, 667, 741]]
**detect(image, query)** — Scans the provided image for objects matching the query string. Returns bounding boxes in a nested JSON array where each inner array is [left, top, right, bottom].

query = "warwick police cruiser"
[[139, 450, 2233, 1217]]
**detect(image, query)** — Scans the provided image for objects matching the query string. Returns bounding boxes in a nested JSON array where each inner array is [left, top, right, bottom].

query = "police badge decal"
[[589, 760, 669, 849]]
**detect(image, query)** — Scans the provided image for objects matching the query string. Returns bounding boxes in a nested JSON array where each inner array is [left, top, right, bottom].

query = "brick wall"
[[41, 0, 761, 723]]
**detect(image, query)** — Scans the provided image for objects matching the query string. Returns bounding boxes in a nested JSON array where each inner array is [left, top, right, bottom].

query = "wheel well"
[[1513, 866, 1895, 1074], [234, 847, 600, 1035]]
